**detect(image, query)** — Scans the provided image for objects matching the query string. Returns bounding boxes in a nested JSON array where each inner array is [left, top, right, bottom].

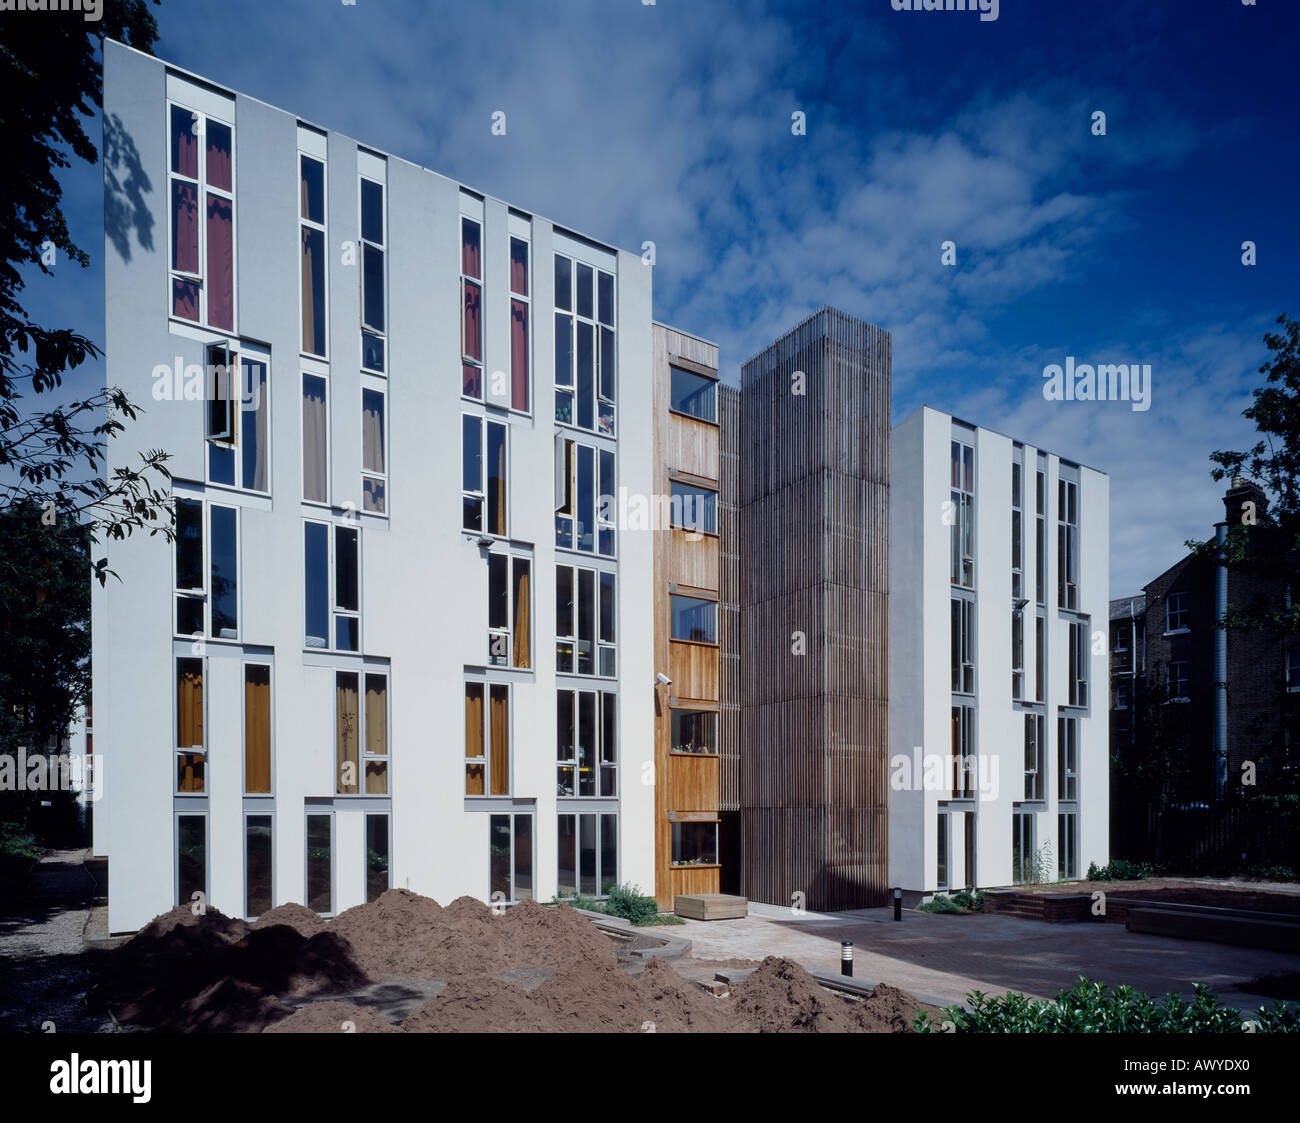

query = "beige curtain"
[[300, 226, 316, 352], [465, 684, 484, 795], [362, 391, 385, 473], [512, 560, 531, 669], [336, 672, 359, 794], [364, 674, 388, 794], [245, 359, 268, 492], [244, 665, 271, 793], [302, 376, 327, 502], [489, 684, 509, 796]]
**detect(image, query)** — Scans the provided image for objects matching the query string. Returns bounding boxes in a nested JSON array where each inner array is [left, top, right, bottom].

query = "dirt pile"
[[729, 957, 864, 1032], [100, 893, 937, 1033]]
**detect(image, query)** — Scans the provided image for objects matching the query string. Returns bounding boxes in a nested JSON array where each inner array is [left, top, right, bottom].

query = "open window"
[[206, 341, 269, 493]]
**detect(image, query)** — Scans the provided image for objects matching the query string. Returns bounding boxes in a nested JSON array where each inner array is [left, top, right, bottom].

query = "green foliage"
[[1242, 864, 1297, 882], [1028, 841, 1055, 885], [1087, 859, 1165, 882], [919, 890, 985, 914], [0, 3, 172, 584], [951, 889, 985, 912], [918, 894, 964, 914], [604, 882, 660, 925], [0, 820, 45, 861], [914, 977, 1299, 1033]]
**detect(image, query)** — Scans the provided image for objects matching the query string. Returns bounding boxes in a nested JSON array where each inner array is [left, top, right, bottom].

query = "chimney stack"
[[1223, 476, 1267, 525]]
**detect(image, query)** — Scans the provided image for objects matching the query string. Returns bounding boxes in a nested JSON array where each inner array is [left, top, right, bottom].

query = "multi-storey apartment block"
[[94, 42, 655, 932], [888, 407, 1110, 901], [650, 325, 722, 908]]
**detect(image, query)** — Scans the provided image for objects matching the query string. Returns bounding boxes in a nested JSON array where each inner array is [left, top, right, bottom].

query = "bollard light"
[[840, 940, 854, 977], [892, 887, 903, 921]]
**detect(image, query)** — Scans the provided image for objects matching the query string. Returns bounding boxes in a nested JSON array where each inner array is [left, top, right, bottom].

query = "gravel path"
[[0, 847, 113, 1032]]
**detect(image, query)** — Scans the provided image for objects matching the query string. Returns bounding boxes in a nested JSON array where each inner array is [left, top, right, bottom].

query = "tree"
[[0, 2, 171, 584], [1202, 313, 1300, 635]]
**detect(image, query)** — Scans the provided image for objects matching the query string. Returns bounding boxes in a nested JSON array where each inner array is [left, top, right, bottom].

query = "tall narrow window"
[[306, 813, 333, 915], [168, 104, 234, 329], [950, 597, 974, 694], [366, 813, 390, 902], [1057, 813, 1078, 880], [1057, 476, 1079, 610], [335, 671, 359, 795], [465, 682, 509, 795], [304, 521, 360, 651], [360, 176, 386, 372], [461, 416, 507, 535], [174, 497, 231, 638], [950, 704, 975, 799], [1057, 715, 1079, 801], [300, 153, 327, 356], [1011, 812, 1034, 885], [1023, 712, 1045, 801], [489, 813, 533, 902], [554, 255, 615, 433], [244, 664, 271, 794], [512, 557, 531, 669], [936, 813, 949, 890], [245, 814, 272, 918], [1012, 610, 1024, 700], [302, 374, 328, 503], [176, 813, 207, 907], [556, 812, 617, 897], [1011, 456, 1023, 599], [364, 674, 389, 794], [509, 236, 530, 412], [210, 504, 238, 639], [1035, 462, 1046, 605], [361, 386, 387, 514], [334, 670, 388, 795], [176, 657, 205, 793], [207, 345, 269, 493], [1067, 619, 1089, 707], [950, 439, 975, 588], [461, 217, 483, 398], [1035, 613, 1045, 702]]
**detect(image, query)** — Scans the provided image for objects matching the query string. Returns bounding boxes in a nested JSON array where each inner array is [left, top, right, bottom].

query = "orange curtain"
[[177, 659, 204, 749], [512, 560, 531, 669], [336, 673, 359, 794], [465, 684, 484, 795], [244, 665, 271, 793], [365, 675, 388, 795], [489, 685, 509, 796]]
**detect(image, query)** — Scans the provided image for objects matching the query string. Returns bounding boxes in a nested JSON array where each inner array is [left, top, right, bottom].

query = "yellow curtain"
[[244, 666, 271, 793], [490, 685, 509, 796], [336, 673, 359, 794], [491, 436, 506, 535], [512, 560, 531, 669]]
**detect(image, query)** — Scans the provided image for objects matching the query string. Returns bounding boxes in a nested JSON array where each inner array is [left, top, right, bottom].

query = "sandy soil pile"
[[96, 892, 936, 1033]]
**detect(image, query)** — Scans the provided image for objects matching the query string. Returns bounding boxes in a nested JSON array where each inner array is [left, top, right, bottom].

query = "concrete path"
[[0, 848, 111, 1032], [673, 906, 1300, 1013]]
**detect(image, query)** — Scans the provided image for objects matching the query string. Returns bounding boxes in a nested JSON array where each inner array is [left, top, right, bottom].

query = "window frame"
[[334, 668, 390, 796], [298, 151, 329, 359], [489, 811, 534, 904], [175, 655, 207, 795], [486, 549, 533, 670], [1057, 714, 1079, 802], [508, 233, 531, 414], [464, 679, 512, 797], [1023, 711, 1045, 801], [554, 253, 616, 435], [669, 593, 718, 647], [950, 438, 975, 589], [359, 174, 387, 374], [241, 659, 274, 797], [243, 811, 274, 920], [175, 810, 209, 909], [670, 820, 719, 868], [303, 517, 362, 652], [204, 340, 271, 496], [166, 101, 236, 332], [305, 810, 335, 916], [556, 687, 618, 797], [461, 413, 508, 537], [301, 370, 331, 506], [364, 811, 391, 903], [460, 215, 484, 400], [668, 364, 716, 425], [1165, 591, 1189, 635], [173, 496, 241, 643], [950, 595, 975, 695], [556, 563, 616, 677], [360, 380, 388, 516]]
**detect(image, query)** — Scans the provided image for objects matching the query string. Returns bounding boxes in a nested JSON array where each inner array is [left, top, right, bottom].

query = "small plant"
[[913, 976, 1299, 1033], [1028, 841, 1055, 885], [1241, 864, 1297, 883], [951, 889, 985, 912], [919, 894, 964, 914], [604, 882, 660, 925]]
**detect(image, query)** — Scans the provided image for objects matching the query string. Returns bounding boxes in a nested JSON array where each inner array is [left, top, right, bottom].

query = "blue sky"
[[20, 0, 1300, 596]]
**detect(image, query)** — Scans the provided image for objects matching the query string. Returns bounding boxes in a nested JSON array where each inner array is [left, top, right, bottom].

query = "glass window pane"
[[599, 326, 615, 404], [241, 359, 268, 491], [362, 388, 385, 474], [600, 814, 618, 894], [170, 105, 198, 177], [576, 263, 594, 320], [600, 572, 615, 644], [176, 498, 203, 590], [509, 237, 528, 296], [579, 814, 597, 895], [577, 445, 594, 551], [303, 375, 327, 501], [554, 255, 571, 311], [245, 814, 272, 918], [578, 691, 596, 796], [489, 815, 511, 900], [557, 814, 576, 896], [177, 815, 205, 906], [461, 218, 481, 279], [171, 180, 199, 273], [306, 814, 332, 914], [210, 505, 238, 639], [362, 243, 385, 332], [366, 814, 389, 902], [486, 422, 507, 536], [335, 526, 359, 612], [513, 816, 532, 901], [244, 665, 272, 794], [597, 271, 614, 326], [304, 522, 329, 647], [300, 155, 324, 224], [670, 482, 717, 534], [670, 594, 717, 644], [336, 672, 359, 794], [206, 122, 232, 193], [488, 553, 508, 629], [670, 367, 716, 422], [361, 179, 383, 244]]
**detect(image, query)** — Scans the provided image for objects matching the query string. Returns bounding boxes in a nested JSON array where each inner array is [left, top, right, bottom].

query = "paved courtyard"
[[672, 902, 1300, 1012]]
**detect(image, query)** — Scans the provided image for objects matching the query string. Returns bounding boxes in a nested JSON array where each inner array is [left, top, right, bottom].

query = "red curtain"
[[511, 298, 529, 411], [172, 181, 198, 274], [462, 280, 481, 361], [206, 125, 232, 192], [206, 193, 233, 330], [461, 221, 480, 278]]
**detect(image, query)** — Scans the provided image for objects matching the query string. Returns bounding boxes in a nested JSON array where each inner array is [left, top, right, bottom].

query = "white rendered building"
[[888, 407, 1110, 901], [94, 42, 655, 932]]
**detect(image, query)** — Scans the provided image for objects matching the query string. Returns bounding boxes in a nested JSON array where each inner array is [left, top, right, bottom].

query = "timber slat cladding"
[[719, 385, 742, 812], [737, 308, 890, 911]]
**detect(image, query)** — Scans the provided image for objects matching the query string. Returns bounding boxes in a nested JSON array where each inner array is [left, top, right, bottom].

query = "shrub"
[[1086, 859, 1163, 882], [918, 894, 964, 914], [0, 820, 44, 861], [951, 889, 985, 912], [1242, 864, 1297, 883], [913, 977, 1298, 1033], [603, 882, 660, 926]]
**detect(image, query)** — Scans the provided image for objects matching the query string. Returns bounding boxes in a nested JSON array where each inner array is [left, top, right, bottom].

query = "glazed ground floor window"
[[1011, 811, 1035, 885], [245, 813, 272, 918], [1058, 812, 1078, 880], [489, 813, 532, 903], [306, 812, 333, 915], [366, 812, 390, 903], [557, 812, 617, 896], [176, 813, 207, 908], [671, 820, 718, 867]]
